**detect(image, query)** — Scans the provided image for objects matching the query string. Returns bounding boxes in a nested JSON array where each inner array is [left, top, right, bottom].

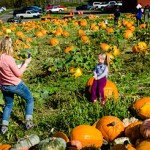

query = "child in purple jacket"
[[91, 53, 109, 105]]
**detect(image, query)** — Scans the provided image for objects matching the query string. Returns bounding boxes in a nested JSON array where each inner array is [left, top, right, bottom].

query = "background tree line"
[[0, 0, 113, 8], [0, 0, 88, 8]]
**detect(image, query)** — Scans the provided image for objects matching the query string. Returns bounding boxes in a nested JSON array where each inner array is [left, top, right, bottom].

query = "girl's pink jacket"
[[0, 54, 27, 85]]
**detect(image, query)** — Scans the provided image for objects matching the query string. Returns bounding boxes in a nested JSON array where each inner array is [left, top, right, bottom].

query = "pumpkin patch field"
[[0, 12, 150, 149]]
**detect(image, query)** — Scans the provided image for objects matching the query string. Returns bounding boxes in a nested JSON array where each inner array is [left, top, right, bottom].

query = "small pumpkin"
[[123, 30, 133, 39], [70, 124, 103, 148], [96, 116, 124, 142], [72, 68, 82, 77], [78, 29, 85, 36], [38, 137, 66, 150], [49, 38, 59, 46], [36, 31, 43, 37], [81, 35, 89, 43], [140, 119, 150, 139], [100, 43, 110, 51]]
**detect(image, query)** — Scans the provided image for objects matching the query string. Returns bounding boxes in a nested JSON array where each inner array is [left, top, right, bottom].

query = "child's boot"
[[1, 125, 8, 134], [25, 120, 35, 130]]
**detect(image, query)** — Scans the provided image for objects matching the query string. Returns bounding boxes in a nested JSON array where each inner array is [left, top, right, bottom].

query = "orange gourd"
[[96, 116, 124, 142], [70, 125, 103, 148]]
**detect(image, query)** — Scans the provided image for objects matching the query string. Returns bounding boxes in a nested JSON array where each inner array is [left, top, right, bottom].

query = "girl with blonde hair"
[[91, 53, 109, 105], [0, 36, 34, 134]]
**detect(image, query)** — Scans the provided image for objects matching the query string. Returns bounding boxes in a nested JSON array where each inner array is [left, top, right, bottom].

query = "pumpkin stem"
[[107, 121, 116, 126]]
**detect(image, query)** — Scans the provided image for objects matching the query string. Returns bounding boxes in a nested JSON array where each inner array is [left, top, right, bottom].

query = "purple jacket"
[[136, 9, 142, 19]]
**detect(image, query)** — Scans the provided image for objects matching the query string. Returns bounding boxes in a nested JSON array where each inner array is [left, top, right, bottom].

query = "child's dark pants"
[[91, 77, 107, 102]]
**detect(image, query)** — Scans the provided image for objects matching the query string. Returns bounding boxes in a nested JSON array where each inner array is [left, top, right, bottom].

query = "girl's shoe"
[[101, 101, 105, 106], [25, 121, 35, 130], [93, 99, 97, 103], [1, 125, 8, 134]]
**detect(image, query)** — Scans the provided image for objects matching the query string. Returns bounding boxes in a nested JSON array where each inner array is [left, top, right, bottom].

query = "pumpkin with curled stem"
[[96, 116, 124, 142], [38, 137, 66, 150]]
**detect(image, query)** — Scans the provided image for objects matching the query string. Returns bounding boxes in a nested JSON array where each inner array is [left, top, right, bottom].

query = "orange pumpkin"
[[106, 28, 114, 34], [78, 29, 85, 36], [136, 139, 150, 150], [36, 31, 43, 37], [64, 46, 74, 53], [91, 25, 99, 31], [123, 30, 133, 39], [70, 125, 103, 148], [99, 22, 106, 28], [132, 97, 150, 119], [79, 20, 87, 26], [100, 43, 110, 51], [81, 36, 89, 43], [16, 31, 24, 38], [96, 116, 124, 142], [49, 38, 59, 46]]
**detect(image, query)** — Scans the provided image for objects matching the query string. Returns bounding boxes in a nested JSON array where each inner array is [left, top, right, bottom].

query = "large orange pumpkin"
[[96, 116, 124, 142], [132, 97, 150, 119], [70, 125, 103, 148], [87, 78, 119, 100]]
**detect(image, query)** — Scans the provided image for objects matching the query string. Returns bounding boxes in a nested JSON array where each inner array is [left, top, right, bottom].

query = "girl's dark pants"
[[91, 77, 107, 102]]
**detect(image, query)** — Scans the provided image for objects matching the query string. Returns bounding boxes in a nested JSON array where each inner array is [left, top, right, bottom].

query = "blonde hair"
[[98, 52, 110, 72], [0, 36, 13, 55], [98, 53, 107, 60]]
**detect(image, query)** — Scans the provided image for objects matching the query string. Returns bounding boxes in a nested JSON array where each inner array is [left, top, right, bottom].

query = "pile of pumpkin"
[[2, 97, 148, 150]]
